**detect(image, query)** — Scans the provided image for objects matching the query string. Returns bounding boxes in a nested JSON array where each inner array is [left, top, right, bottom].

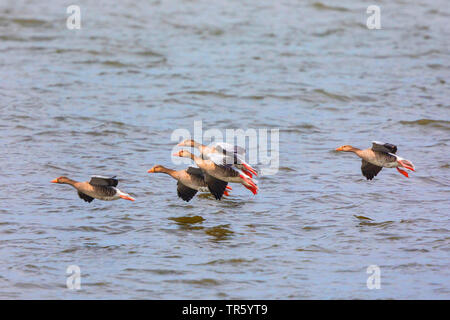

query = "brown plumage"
[[336, 142, 415, 180], [51, 176, 135, 202], [173, 150, 258, 195], [147, 165, 230, 201], [177, 139, 258, 177]]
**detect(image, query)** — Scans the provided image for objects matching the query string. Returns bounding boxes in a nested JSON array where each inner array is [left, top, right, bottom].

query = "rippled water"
[[0, 0, 449, 299]]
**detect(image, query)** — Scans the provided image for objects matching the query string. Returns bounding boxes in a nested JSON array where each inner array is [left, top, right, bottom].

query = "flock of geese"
[[51, 140, 415, 204]]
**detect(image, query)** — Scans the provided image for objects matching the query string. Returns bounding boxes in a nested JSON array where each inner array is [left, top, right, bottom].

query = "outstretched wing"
[[206, 153, 257, 177], [89, 176, 118, 187], [186, 167, 204, 180], [206, 153, 237, 167], [176, 182, 198, 202], [372, 141, 397, 154], [78, 191, 94, 203], [361, 160, 383, 180], [203, 173, 228, 200], [211, 142, 246, 156], [185, 166, 228, 200]]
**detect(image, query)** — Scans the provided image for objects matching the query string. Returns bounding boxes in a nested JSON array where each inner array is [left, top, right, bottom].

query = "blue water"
[[0, 0, 449, 299]]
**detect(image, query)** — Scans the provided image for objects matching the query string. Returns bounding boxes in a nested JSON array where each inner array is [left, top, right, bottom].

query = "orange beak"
[[119, 195, 135, 201], [173, 152, 180, 156], [51, 179, 58, 183], [147, 168, 155, 173], [177, 142, 183, 146], [336, 147, 344, 151]]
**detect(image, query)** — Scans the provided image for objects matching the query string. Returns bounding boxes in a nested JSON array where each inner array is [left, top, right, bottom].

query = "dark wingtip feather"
[[204, 173, 228, 201], [78, 191, 94, 203], [176, 182, 198, 202]]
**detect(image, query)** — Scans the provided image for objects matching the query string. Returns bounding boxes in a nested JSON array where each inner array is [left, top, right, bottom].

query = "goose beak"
[[172, 152, 179, 156], [147, 168, 155, 173], [119, 195, 135, 201], [51, 179, 58, 183], [177, 142, 183, 146], [336, 147, 343, 151]]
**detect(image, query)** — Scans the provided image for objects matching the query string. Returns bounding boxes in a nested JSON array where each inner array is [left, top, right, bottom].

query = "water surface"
[[0, 0, 449, 299]]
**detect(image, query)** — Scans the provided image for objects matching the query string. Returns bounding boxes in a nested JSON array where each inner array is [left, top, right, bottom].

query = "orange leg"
[[398, 160, 415, 171], [397, 167, 409, 178], [243, 163, 258, 176], [242, 169, 253, 178], [243, 184, 257, 195], [239, 174, 258, 189]]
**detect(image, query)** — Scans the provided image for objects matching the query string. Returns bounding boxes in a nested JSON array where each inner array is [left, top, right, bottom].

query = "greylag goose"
[[148, 165, 231, 201], [336, 141, 415, 180], [173, 150, 258, 195], [177, 140, 258, 177], [51, 176, 135, 202]]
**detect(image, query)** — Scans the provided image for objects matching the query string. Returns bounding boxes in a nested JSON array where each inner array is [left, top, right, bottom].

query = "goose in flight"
[[335, 141, 415, 180], [177, 140, 258, 177], [148, 165, 231, 201], [173, 150, 258, 194], [51, 176, 135, 202]]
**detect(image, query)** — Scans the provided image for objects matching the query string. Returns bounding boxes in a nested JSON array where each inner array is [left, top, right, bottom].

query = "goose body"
[[51, 176, 135, 202], [173, 150, 258, 195], [148, 165, 230, 201], [336, 141, 415, 180], [177, 140, 258, 177]]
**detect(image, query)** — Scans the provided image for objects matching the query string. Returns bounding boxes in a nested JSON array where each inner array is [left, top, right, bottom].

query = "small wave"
[[284, 123, 321, 134], [167, 278, 221, 286], [73, 60, 135, 68], [312, 2, 349, 12], [135, 50, 165, 57], [123, 268, 185, 275], [427, 63, 444, 70], [102, 60, 132, 68], [201, 258, 258, 266], [358, 220, 395, 228], [313, 89, 350, 102], [169, 90, 236, 99], [54, 48, 102, 55], [296, 245, 334, 253], [278, 166, 296, 172], [0, 35, 26, 42], [354, 215, 373, 221], [400, 119, 450, 130], [11, 18, 48, 27], [313, 28, 344, 37]]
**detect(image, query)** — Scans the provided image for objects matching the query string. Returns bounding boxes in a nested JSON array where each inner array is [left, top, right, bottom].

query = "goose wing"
[[176, 182, 198, 202], [203, 172, 228, 200], [206, 152, 257, 177], [77, 191, 94, 203], [186, 165, 228, 200], [211, 142, 246, 156], [205, 153, 241, 176], [361, 160, 383, 180], [372, 141, 397, 154], [186, 167, 205, 180], [89, 176, 118, 187], [206, 153, 235, 167]]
